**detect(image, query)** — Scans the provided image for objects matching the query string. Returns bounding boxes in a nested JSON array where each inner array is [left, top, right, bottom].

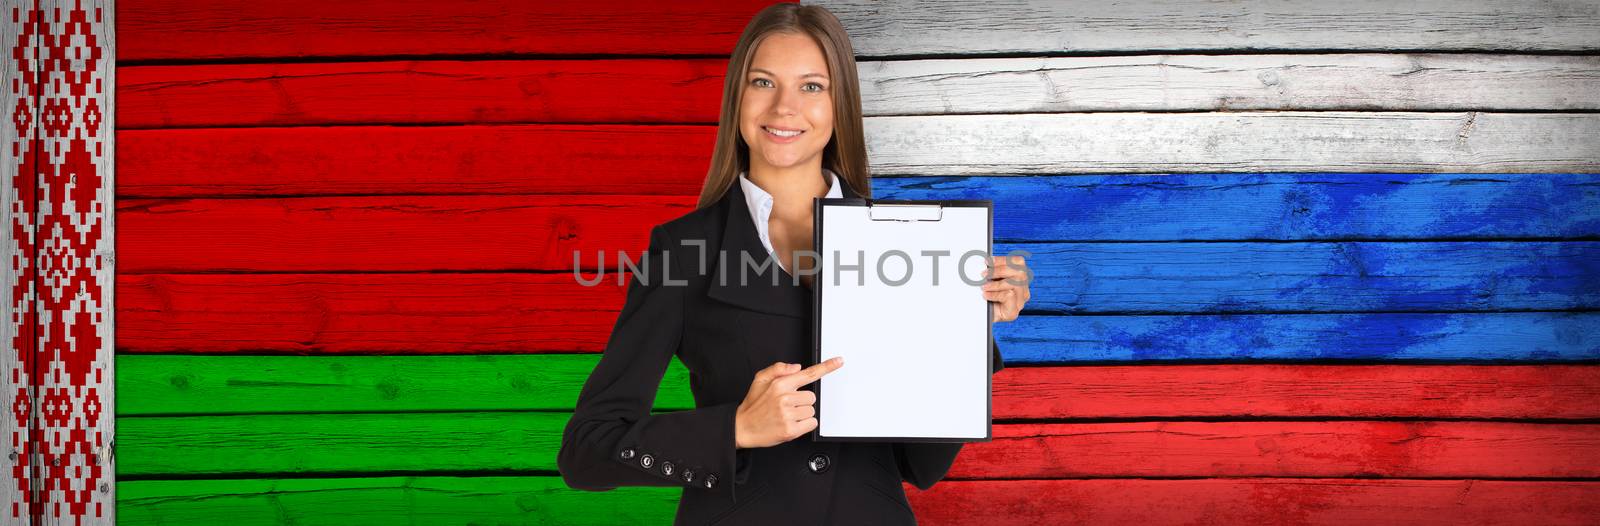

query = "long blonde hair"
[[696, 4, 871, 209]]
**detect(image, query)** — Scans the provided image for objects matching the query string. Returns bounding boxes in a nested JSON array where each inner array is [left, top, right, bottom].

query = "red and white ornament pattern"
[[6, 0, 111, 524]]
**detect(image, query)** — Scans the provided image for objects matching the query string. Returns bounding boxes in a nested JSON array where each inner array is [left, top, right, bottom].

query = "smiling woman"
[[556, 3, 1025, 525]]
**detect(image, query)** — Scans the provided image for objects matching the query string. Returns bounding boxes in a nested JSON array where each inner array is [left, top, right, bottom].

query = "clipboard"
[[811, 198, 993, 443]]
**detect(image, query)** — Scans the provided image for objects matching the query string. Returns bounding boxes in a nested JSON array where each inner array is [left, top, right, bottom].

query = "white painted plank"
[[807, 0, 1600, 56], [39, 0, 114, 524], [863, 112, 1600, 175], [0, 0, 32, 520], [860, 54, 1600, 114]]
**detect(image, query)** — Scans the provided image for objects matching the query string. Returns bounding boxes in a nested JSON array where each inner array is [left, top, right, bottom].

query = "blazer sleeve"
[[558, 224, 748, 505], [891, 334, 1005, 490]]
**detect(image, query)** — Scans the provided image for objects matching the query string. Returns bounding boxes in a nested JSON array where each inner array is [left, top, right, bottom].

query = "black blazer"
[[558, 179, 1004, 525]]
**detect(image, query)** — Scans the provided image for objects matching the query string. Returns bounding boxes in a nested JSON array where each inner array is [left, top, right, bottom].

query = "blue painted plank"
[[994, 241, 1598, 313], [874, 173, 1600, 241], [997, 312, 1600, 363]]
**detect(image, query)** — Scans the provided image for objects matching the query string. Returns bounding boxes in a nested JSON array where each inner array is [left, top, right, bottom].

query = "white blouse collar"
[[737, 168, 844, 258]]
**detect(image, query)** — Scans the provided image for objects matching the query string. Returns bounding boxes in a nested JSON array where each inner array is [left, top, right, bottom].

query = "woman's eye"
[[803, 82, 826, 92], [751, 78, 773, 88]]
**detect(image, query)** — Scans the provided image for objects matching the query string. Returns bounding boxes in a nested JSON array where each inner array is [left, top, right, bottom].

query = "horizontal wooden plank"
[[116, 413, 1600, 479], [118, 125, 712, 198], [120, 0, 777, 61], [120, 60, 726, 129], [116, 195, 693, 273], [123, 54, 1600, 128], [904, 479, 1600, 526], [991, 362, 1600, 419], [117, 199, 1599, 312], [118, 476, 680, 525], [860, 54, 1600, 114], [811, 0, 1600, 56], [117, 355, 1600, 419], [116, 273, 1599, 358], [116, 354, 691, 416], [864, 113, 1600, 174], [1002, 313, 1600, 363], [117, 274, 628, 354], [121, 134, 1600, 238], [117, 412, 567, 476], [1006, 241, 1599, 313], [875, 174, 1600, 241], [959, 421, 1600, 479], [118, 476, 1600, 525]]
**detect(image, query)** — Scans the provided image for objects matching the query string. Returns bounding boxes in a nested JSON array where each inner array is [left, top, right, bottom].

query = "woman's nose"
[[771, 87, 799, 116]]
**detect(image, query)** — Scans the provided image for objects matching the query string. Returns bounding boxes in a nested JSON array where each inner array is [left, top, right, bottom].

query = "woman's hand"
[[734, 358, 843, 449], [984, 255, 1031, 323]]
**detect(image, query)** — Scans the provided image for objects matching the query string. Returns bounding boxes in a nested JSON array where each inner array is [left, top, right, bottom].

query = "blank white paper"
[[817, 203, 990, 440]]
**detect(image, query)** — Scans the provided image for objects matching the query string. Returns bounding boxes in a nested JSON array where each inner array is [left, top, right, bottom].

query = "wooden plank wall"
[[815, 0, 1600, 524], [114, 1, 775, 524], [112, 1, 1600, 525]]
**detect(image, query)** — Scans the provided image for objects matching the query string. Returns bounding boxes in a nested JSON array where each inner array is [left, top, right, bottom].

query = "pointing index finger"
[[775, 357, 843, 391]]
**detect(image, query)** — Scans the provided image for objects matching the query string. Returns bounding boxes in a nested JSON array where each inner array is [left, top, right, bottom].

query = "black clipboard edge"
[[809, 197, 994, 444]]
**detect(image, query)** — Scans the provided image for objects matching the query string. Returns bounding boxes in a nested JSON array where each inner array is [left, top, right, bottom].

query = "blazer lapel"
[[706, 180, 811, 319]]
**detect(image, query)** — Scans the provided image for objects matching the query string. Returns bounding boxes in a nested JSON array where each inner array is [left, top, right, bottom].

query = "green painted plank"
[[118, 476, 679, 525], [116, 354, 694, 416], [118, 412, 571, 477]]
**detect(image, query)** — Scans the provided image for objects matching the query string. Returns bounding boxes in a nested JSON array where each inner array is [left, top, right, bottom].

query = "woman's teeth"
[[765, 127, 803, 137]]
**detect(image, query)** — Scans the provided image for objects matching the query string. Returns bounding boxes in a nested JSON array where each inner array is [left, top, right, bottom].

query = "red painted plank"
[[994, 364, 1600, 420], [117, 125, 713, 198], [117, 274, 626, 354], [905, 479, 1600, 526], [120, 60, 727, 129], [119, 0, 781, 61], [117, 195, 694, 273], [951, 421, 1600, 479]]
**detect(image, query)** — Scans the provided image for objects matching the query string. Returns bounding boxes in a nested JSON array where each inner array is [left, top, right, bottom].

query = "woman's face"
[[739, 32, 834, 174]]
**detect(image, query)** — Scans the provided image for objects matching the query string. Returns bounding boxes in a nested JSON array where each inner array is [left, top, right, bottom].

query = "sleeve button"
[[619, 448, 635, 460], [661, 461, 675, 476], [704, 474, 718, 489], [640, 454, 654, 469], [681, 468, 696, 483]]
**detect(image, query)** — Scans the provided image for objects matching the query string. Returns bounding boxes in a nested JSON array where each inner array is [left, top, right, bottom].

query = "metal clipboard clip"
[[867, 202, 945, 222]]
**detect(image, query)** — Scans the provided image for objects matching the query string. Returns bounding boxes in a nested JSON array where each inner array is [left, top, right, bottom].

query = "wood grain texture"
[[116, 476, 1600, 525], [991, 363, 1600, 420], [117, 412, 570, 477], [115, 273, 1598, 358], [1002, 313, 1599, 363], [1005, 241, 1599, 313], [118, 125, 713, 198], [116, 354, 693, 416], [119, 60, 727, 128], [809, 0, 1600, 56], [115, 200, 1600, 311], [118, 476, 681, 525], [115, 413, 1600, 478], [117, 274, 627, 354], [119, 0, 779, 61], [875, 174, 1600, 241], [955, 421, 1600, 479], [121, 54, 1600, 128], [860, 54, 1600, 114], [116, 355, 1600, 420], [116, 195, 693, 273], [864, 112, 1600, 175], [904, 479, 1600, 526]]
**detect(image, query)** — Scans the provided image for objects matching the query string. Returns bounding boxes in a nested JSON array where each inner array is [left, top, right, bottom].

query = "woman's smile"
[[762, 125, 807, 143]]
